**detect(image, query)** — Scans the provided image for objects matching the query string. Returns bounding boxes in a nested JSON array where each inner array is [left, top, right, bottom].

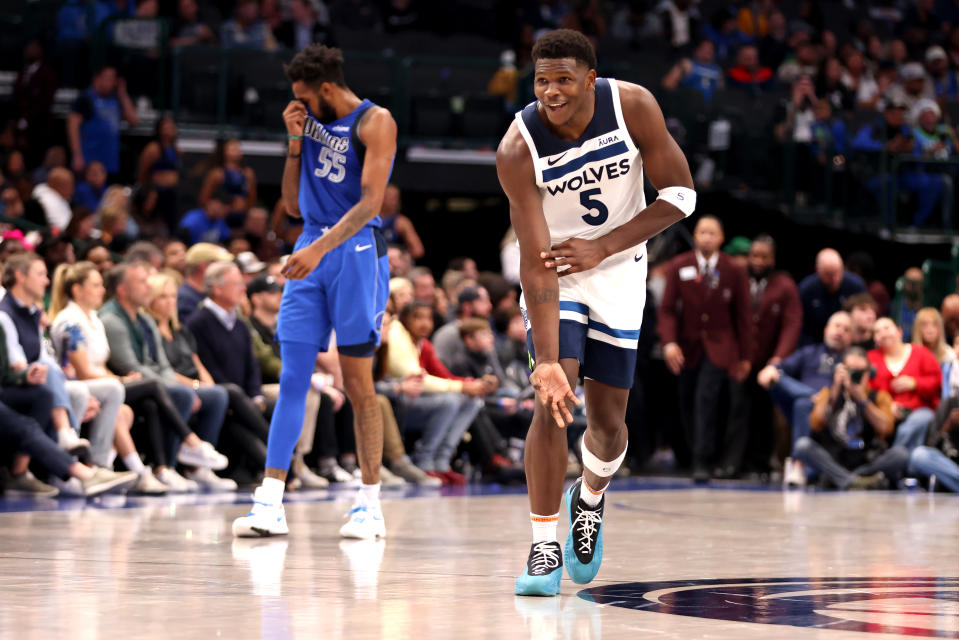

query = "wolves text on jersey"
[[545, 158, 631, 196]]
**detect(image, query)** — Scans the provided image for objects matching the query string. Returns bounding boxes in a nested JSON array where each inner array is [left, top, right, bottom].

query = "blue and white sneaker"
[[232, 487, 289, 537], [515, 541, 563, 596], [563, 478, 604, 584], [339, 492, 386, 540]]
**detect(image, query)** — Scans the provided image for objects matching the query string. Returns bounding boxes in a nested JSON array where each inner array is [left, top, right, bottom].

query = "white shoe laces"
[[572, 508, 603, 555], [529, 542, 561, 575]]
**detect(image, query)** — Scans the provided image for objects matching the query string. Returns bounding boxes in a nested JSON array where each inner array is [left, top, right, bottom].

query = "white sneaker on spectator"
[[323, 463, 361, 486], [177, 441, 228, 470], [783, 458, 806, 488], [133, 468, 168, 495], [4, 470, 59, 498], [50, 476, 85, 497], [156, 467, 200, 493], [81, 468, 138, 496], [339, 491, 386, 540], [292, 456, 329, 489], [233, 486, 289, 537], [379, 465, 407, 488], [57, 428, 91, 455], [390, 457, 443, 487], [188, 467, 238, 492]]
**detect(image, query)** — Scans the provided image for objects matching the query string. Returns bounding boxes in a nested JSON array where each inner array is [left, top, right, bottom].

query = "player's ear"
[[585, 68, 597, 90]]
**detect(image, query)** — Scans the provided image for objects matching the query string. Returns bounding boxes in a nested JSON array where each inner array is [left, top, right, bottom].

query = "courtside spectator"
[[845, 293, 879, 350], [178, 242, 233, 321], [798, 248, 866, 345]]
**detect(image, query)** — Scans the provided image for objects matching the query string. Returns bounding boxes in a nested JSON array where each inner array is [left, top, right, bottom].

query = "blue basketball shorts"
[[276, 225, 389, 353], [520, 244, 647, 389]]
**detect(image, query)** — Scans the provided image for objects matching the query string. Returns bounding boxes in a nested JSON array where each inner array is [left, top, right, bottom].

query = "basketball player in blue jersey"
[[497, 30, 697, 595], [233, 44, 396, 540]]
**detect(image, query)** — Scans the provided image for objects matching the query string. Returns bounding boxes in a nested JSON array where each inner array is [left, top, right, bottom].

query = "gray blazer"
[[100, 304, 177, 383]]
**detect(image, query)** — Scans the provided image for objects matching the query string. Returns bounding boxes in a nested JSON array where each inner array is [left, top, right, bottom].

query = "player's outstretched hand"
[[530, 361, 580, 428], [283, 242, 327, 280], [283, 100, 307, 137], [540, 238, 607, 277]]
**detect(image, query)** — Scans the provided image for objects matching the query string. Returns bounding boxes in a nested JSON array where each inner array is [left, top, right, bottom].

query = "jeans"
[[0, 389, 74, 480], [79, 377, 125, 467], [794, 436, 910, 489], [909, 446, 959, 492], [769, 374, 819, 449], [163, 383, 204, 465], [42, 365, 79, 430], [893, 408, 935, 451], [401, 393, 478, 472]]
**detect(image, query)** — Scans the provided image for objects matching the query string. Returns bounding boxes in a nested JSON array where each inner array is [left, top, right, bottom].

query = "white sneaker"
[[156, 467, 200, 493], [233, 486, 289, 537], [339, 492, 386, 540], [177, 441, 228, 470], [783, 458, 806, 488], [379, 465, 407, 489], [323, 463, 361, 486], [57, 428, 91, 455], [292, 456, 329, 489], [188, 467, 238, 492], [50, 475, 85, 497], [133, 468, 168, 495]]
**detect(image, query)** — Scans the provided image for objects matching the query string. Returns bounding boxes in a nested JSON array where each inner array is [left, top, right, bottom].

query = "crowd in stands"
[[5, 2, 959, 499]]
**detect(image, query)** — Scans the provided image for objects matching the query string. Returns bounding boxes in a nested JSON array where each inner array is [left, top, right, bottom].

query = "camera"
[[848, 365, 876, 383]]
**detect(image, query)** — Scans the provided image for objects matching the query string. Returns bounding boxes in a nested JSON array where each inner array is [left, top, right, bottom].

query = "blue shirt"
[[73, 181, 104, 211], [179, 208, 231, 245], [798, 272, 866, 345], [298, 100, 392, 231], [72, 88, 121, 174], [680, 61, 723, 102], [810, 118, 847, 157], [778, 343, 844, 391]]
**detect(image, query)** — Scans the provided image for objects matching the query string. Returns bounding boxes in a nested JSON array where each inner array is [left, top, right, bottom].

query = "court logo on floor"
[[580, 577, 959, 637]]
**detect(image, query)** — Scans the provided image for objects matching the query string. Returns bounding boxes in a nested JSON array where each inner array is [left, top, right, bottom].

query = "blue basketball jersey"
[[298, 99, 389, 229]]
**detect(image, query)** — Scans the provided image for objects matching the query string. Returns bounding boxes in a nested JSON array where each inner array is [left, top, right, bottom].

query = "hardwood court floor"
[[2, 481, 959, 639]]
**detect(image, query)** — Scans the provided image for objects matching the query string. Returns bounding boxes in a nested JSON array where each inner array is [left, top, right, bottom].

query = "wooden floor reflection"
[[2, 485, 959, 639]]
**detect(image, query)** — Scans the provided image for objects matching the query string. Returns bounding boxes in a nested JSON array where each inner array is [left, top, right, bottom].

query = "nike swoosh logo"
[[547, 152, 568, 166], [634, 252, 645, 262], [355, 244, 372, 252]]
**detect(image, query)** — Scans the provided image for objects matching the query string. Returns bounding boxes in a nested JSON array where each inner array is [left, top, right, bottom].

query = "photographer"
[[793, 347, 909, 490]]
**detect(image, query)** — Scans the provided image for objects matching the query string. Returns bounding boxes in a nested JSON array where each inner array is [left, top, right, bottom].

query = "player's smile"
[[533, 57, 595, 130]]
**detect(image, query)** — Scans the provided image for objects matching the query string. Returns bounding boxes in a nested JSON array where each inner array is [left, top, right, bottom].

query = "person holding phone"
[[793, 346, 909, 490]]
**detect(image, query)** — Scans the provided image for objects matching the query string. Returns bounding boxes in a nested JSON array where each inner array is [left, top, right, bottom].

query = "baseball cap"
[[926, 45, 948, 63], [185, 242, 234, 266], [247, 273, 282, 296], [724, 236, 751, 257], [900, 62, 926, 82], [235, 251, 267, 274]]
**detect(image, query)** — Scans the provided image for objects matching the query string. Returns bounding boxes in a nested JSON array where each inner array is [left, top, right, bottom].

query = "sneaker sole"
[[4, 489, 59, 498], [233, 521, 289, 538]]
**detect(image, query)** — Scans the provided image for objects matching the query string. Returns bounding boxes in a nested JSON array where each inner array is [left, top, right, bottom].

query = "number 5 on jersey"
[[314, 147, 346, 183], [580, 188, 609, 226]]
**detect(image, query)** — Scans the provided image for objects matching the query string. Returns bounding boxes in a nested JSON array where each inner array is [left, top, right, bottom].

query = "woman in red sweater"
[[868, 317, 941, 450]]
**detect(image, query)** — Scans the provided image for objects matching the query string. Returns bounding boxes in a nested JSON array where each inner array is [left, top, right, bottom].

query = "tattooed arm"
[[283, 106, 398, 280]]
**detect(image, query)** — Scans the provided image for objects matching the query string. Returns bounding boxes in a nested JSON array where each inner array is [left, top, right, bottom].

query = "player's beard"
[[315, 95, 338, 124]]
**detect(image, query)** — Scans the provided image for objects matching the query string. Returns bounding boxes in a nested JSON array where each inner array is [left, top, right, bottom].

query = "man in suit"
[[744, 234, 802, 474], [660, 215, 753, 482], [798, 248, 866, 346]]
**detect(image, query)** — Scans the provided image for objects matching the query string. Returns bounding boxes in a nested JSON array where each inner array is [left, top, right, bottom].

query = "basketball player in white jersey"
[[497, 29, 697, 596]]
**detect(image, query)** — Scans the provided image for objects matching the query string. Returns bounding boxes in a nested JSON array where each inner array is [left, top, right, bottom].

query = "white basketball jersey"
[[514, 78, 646, 248]]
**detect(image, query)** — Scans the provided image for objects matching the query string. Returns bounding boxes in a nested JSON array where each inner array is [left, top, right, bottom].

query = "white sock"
[[360, 482, 381, 506], [122, 453, 145, 474], [580, 476, 607, 508], [260, 477, 286, 505], [530, 512, 559, 543]]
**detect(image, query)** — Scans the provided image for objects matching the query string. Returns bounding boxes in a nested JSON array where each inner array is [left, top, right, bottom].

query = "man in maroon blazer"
[[744, 234, 802, 474], [659, 215, 753, 482]]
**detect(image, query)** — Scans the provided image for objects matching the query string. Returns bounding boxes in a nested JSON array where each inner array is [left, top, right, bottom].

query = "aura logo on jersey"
[[580, 577, 959, 637]]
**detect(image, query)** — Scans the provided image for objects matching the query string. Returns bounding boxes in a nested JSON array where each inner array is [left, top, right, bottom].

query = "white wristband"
[[656, 186, 696, 217]]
